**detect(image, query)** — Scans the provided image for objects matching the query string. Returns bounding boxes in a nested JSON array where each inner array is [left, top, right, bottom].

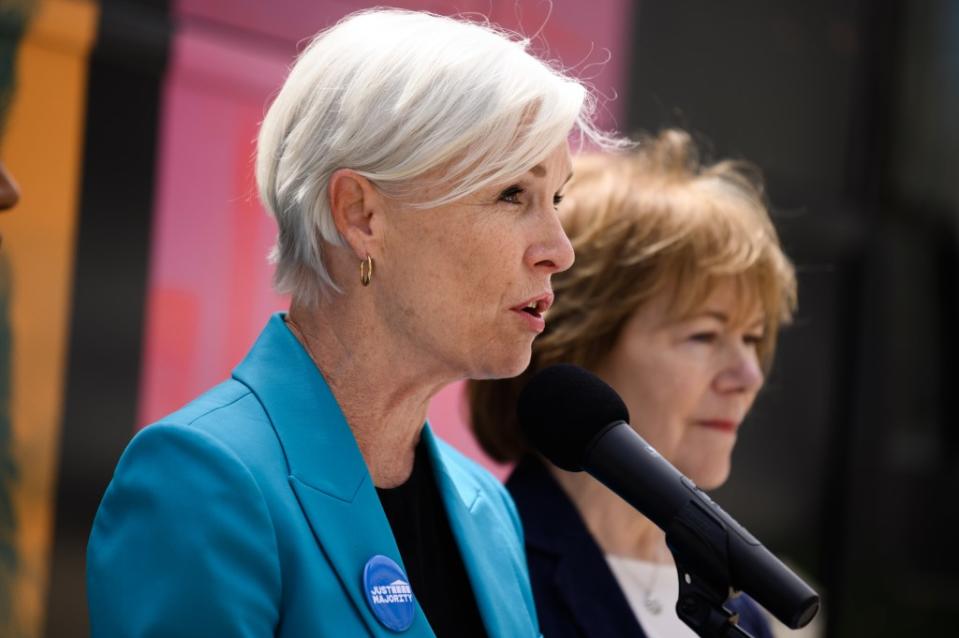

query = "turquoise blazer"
[[87, 313, 541, 637]]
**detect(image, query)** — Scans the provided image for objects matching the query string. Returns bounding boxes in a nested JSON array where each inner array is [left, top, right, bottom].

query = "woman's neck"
[[549, 464, 672, 563], [287, 301, 452, 488]]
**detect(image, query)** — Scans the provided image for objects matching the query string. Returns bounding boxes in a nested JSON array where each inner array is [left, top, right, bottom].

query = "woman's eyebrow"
[[691, 310, 766, 327], [697, 310, 729, 323], [526, 165, 575, 185]]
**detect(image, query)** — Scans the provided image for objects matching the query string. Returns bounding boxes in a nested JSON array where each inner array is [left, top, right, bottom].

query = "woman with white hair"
[[86, 9, 617, 637]]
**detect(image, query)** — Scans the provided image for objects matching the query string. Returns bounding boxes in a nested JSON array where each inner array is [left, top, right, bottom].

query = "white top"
[[605, 554, 698, 638]]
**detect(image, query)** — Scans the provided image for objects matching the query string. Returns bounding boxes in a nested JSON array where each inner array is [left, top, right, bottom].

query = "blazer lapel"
[[424, 429, 538, 638], [509, 457, 646, 638], [551, 545, 646, 637], [233, 313, 434, 638]]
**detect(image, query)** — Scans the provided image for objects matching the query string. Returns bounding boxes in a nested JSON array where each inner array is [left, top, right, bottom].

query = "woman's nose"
[[526, 209, 574, 274], [0, 162, 20, 211], [715, 344, 764, 394]]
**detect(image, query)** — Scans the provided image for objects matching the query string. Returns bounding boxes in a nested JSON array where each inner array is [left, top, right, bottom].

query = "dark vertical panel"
[[626, 0, 958, 635], [627, 0, 862, 206], [815, 2, 896, 635], [837, 0, 959, 632], [45, 2, 170, 636], [626, 0, 868, 587]]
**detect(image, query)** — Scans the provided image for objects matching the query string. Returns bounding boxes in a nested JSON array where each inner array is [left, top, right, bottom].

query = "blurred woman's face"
[[0, 160, 20, 248], [374, 142, 574, 381], [595, 279, 766, 489]]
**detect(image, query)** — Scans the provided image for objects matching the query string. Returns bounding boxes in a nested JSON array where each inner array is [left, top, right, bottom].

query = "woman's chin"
[[471, 345, 533, 380], [688, 462, 732, 491]]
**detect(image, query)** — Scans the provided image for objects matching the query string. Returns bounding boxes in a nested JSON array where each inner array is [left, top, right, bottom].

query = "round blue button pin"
[[363, 555, 416, 632]]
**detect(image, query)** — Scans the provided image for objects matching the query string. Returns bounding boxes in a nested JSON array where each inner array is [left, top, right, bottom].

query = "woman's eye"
[[498, 185, 524, 204], [553, 193, 565, 208], [743, 334, 764, 347], [689, 332, 718, 344]]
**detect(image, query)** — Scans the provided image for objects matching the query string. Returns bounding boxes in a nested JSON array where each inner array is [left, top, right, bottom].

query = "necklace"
[[610, 548, 671, 616], [640, 563, 664, 615], [642, 545, 674, 615]]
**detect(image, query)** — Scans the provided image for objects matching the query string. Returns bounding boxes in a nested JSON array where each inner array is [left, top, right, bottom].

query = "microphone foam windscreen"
[[517, 364, 630, 472]]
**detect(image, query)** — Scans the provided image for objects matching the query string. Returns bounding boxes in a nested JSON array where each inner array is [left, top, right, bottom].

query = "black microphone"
[[518, 364, 820, 631]]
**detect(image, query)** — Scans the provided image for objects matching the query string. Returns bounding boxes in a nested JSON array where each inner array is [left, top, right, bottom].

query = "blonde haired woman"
[[470, 129, 796, 638], [87, 9, 620, 637]]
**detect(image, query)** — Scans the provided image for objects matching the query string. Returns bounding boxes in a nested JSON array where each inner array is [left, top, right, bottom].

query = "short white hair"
[[256, 8, 621, 305]]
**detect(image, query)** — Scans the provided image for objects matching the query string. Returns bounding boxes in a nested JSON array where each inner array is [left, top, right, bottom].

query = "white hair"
[[256, 8, 622, 305]]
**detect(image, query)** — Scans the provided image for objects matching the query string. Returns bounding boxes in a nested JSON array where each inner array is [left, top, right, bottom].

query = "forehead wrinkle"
[[517, 151, 572, 186]]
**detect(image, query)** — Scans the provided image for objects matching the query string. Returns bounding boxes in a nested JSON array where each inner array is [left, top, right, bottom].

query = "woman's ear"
[[328, 168, 382, 260]]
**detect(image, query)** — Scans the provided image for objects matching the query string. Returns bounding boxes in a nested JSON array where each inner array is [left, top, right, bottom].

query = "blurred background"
[[0, 0, 955, 636]]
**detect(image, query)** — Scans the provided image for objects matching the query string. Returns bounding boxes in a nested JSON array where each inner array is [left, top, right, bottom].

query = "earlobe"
[[328, 168, 379, 259]]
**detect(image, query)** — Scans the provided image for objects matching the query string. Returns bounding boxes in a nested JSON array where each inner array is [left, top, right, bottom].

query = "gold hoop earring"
[[360, 255, 374, 286]]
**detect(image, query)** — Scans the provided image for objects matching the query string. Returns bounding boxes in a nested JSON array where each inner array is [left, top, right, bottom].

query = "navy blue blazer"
[[506, 456, 773, 638]]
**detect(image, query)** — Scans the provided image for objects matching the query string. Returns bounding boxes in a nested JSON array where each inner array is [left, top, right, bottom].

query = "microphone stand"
[[667, 501, 756, 638], [672, 556, 755, 638], [576, 420, 819, 633]]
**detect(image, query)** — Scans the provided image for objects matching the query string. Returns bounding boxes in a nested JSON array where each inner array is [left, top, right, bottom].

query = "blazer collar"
[[233, 313, 365, 497], [425, 431, 539, 638], [508, 456, 645, 638], [232, 314, 535, 637], [232, 313, 434, 637]]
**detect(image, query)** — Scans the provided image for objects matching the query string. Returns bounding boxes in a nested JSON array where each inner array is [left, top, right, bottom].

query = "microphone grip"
[[728, 532, 820, 628], [583, 422, 820, 629], [582, 421, 688, 524]]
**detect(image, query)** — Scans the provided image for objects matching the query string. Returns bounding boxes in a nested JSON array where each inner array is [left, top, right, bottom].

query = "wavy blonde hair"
[[469, 129, 797, 462]]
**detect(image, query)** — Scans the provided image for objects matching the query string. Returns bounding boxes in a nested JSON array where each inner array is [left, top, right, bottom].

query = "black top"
[[377, 437, 489, 638], [507, 455, 774, 638]]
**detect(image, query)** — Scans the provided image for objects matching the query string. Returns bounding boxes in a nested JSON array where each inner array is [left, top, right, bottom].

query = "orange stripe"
[[0, 1, 99, 635]]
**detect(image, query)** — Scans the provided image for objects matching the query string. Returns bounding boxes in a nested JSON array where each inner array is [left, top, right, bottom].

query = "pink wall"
[[138, 22, 293, 427], [140, 1, 633, 479]]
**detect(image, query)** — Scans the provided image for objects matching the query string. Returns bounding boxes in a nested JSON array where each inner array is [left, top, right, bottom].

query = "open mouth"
[[521, 301, 541, 318], [511, 294, 552, 334], [517, 298, 549, 318]]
